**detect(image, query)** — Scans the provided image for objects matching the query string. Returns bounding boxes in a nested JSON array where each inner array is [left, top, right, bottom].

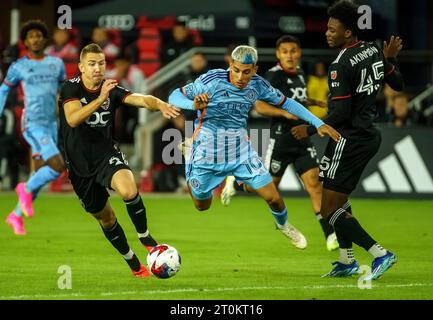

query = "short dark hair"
[[80, 43, 104, 61], [276, 35, 301, 48], [327, 0, 360, 37], [20, 20, 48, 42]]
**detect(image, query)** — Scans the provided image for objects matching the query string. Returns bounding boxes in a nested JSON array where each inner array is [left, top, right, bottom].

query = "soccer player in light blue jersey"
[[169, 45, 341, 249], [0, 20, 66, 235]]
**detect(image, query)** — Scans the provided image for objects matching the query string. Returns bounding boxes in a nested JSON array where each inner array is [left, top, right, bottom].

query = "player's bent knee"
[[120, 189, 138, 201], [267, 195, 281, 207], [305, 181, 321, 194], [98, 215, 117, 229]]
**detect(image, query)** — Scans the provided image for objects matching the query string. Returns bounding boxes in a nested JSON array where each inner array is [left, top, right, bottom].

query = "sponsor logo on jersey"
[[86, 111, 110, 126]]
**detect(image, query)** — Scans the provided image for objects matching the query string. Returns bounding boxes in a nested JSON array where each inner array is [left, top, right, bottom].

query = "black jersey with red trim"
[[327, 41, 399, 135], [58, 76, 131, 177], [264, 65, 308, 131]]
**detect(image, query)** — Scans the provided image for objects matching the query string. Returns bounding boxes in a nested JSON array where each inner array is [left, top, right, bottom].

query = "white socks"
[[368, 243, 387, 258], [339, 248, 355, 264]]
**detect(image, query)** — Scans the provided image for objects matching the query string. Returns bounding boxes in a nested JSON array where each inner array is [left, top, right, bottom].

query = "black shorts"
[[265, 133, 319, 178], [319, 132, 381, 194], [68, 151, 131, 214]]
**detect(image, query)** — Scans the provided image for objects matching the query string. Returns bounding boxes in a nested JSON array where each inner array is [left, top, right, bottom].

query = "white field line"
[[1, 283, 432, 300]]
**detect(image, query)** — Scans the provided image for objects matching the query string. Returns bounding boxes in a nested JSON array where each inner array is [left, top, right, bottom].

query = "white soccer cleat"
[[177, 137, 193, 159], [326, 232, 339, 251], [278, 223, 308, 249], [221, 176, 236, 206]]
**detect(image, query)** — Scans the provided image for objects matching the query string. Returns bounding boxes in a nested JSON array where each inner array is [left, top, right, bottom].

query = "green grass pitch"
[[0, 193, 432, 300]]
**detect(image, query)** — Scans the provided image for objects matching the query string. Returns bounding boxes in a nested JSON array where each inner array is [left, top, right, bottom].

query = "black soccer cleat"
[[140, 232, 158, 251]]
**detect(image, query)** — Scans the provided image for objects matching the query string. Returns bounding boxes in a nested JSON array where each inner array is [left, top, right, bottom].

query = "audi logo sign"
[[98, 15, 135, 31], [278, 16, 305, 34]]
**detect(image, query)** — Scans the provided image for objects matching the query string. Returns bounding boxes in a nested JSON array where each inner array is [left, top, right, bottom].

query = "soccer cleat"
[[140, 232, 158, 252], [321, 260, 360, 278], [221, 176, 236, 206], [277, 223, 308, 249], [5, 211, 26, 235], [326, 232, 339, 251], [367, 251, 397, 281], [177, 137, 193, 159], [132, 264, 151, 278], [15, 182, 34, 218]]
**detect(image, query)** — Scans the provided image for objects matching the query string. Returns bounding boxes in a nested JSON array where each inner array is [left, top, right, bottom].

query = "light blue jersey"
[[169, 68, 324, 200], [0, 55, 66, 160], [0, 55, 66, 128]]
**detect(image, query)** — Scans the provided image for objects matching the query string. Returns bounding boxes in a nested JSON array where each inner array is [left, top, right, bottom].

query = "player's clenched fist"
[[99, 79, 118, 101], [193, 93, 209, 110]]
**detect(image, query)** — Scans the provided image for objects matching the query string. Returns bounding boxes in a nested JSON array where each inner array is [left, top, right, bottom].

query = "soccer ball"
[[147, 244, 181, 279]]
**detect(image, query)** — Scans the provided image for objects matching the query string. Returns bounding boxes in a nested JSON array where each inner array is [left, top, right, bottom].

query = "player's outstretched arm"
[[123, 93, 180, 120], [168, 88, 209, 111], [280, 97, 324, 128], [254, 100, 298, 120], [317, 124, 341, 142], [291, 124, 340, 142]]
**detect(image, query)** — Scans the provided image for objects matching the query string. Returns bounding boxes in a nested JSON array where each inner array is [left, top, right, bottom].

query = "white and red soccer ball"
[[146, 244, 181, 279]]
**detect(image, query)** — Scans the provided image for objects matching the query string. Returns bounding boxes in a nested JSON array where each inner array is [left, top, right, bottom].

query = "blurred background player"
[[169, 45, 341, 250], [59, 43, 179, 277], [162, 20, 194, 65], [0, 20, 66, 235], [45, 28, 79, 79], [221, 35, 338, 251], [292, 0, 404, 279], [91, 27, 120, 71], [307, 61, 329, 119]]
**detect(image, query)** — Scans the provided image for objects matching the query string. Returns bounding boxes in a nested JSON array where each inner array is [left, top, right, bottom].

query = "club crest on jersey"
[[101, 98, 110, 110], [189, 178, 200, 189], [331, 71, 337, 80], [245, 90, 257, 102]]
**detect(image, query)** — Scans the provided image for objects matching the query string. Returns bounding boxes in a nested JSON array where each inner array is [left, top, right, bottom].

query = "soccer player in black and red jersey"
[[58, 43, 180, 277], [292, 0, 404, 279]]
